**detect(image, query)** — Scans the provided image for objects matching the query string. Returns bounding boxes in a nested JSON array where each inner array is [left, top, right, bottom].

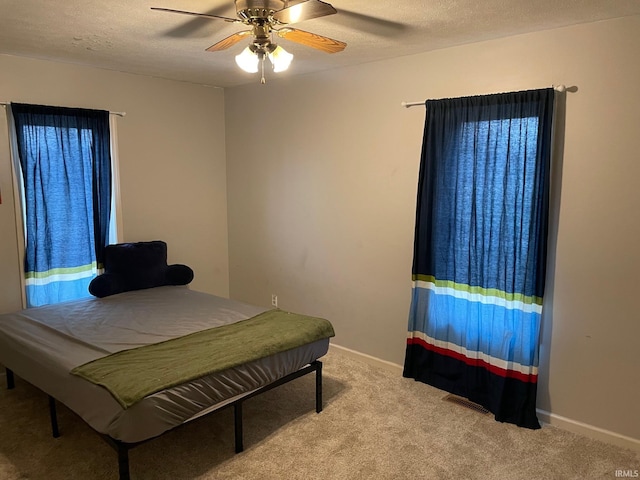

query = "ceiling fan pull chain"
[[260, 55, 266, 84]]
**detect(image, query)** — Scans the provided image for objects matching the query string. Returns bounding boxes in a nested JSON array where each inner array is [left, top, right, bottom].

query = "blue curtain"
[[11, 103, 112, 307], [403, 89, 555, 429]]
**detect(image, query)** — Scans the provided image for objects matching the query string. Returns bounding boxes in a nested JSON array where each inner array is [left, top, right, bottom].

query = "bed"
[[0, 243, 334, 480]]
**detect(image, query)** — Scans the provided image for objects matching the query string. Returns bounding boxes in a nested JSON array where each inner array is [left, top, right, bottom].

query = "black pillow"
[[89, 241, 194, 298]]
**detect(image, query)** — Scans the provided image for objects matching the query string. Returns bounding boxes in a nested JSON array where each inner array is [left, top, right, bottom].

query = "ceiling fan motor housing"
[[235, 0, 281, 21]]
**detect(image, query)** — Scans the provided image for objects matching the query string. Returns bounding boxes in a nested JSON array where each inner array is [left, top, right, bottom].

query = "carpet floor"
[[0, 348, 637, 479]]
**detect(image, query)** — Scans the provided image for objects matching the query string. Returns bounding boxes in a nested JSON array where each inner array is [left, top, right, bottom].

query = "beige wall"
[[0, 54, 230, 311], [225, 16, 640, 440]]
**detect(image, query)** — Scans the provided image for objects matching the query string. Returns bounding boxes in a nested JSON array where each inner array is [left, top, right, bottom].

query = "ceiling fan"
[[151, 0, 347, 82]]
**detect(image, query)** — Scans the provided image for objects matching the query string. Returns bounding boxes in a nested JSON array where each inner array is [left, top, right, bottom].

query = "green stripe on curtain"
[[412, 274, 544, 307]]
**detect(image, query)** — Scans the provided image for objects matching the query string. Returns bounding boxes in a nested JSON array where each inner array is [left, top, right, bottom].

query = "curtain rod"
[[401, 85, 567, 109], [0, 102, 126, 117]]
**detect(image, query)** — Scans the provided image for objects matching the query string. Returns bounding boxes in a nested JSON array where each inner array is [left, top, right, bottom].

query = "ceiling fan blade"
[[206, 31, 252, 52], [336, 9, 408, 37], [150, 7, 241, 24], [276, 28, 346, 53], [273, 0, 337, 25], [157, 5, 238, 38]]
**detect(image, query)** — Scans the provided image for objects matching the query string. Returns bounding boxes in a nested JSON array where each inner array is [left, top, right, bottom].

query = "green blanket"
[[71, 309, 334, 409]]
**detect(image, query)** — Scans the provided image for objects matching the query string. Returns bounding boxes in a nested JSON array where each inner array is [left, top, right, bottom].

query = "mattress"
[[0, 286, 330, 443]]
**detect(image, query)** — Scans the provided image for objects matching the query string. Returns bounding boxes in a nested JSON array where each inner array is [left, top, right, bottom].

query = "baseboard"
[[537, 409, 640, 453], [329, 343, 640, 453], [329, 343, 403, 374]]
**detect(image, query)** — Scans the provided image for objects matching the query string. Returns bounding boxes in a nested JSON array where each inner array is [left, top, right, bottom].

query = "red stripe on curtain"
[[407, 336, 538, 384]]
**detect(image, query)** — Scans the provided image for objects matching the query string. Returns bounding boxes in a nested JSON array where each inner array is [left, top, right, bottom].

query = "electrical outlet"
[[271, 294, 278, 307]]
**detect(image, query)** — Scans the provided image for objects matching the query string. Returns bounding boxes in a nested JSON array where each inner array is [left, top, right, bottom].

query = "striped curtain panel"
[[403, 89, 555, 429], [11, 103, 112, 308]]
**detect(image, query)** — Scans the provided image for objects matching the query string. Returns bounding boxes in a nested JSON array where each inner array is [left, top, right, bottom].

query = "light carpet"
[[0, 349, 637, 479]]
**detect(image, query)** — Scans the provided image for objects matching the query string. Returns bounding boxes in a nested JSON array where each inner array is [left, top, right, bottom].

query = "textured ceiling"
[[1, 0, 639, 88]]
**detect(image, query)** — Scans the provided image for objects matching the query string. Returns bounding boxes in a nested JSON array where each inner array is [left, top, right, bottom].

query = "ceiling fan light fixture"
[[268, 45, 293, 72], [235, 46, 260, 73]]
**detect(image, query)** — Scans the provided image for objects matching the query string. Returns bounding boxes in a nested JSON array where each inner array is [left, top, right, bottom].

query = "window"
[[8, 103, 118, 307]]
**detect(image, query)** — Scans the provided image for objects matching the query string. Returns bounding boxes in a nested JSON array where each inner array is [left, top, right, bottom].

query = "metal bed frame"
[[4, 360, 323, 480]]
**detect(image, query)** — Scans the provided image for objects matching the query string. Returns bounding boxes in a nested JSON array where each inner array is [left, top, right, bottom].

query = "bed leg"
[[6, 368, 15, 389], [48, 396, 60, 438], [117, 443, 131, 480], [315, 360, 323, 413], [234, 402, 244, 453]]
